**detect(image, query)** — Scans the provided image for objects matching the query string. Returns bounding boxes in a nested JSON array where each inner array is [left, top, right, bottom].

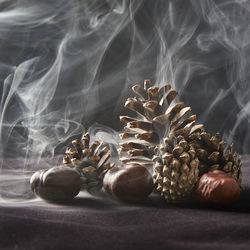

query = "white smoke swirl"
[[0, 0, 250, 203]]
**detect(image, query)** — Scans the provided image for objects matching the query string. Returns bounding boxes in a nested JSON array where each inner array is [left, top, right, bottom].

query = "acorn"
[[195, 170, 240, 206], [30, 166, 82, 201], [103, 163, 153, 202]]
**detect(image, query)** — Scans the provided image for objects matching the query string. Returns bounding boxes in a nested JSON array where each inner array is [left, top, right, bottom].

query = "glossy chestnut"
[[103, 163, 153, 202], [30, 166, 82, 201], [195, 170, 240, 206]]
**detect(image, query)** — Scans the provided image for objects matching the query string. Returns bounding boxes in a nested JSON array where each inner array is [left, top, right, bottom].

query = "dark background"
[[0, 0, 250, 159], [1, 2, 250, 250]]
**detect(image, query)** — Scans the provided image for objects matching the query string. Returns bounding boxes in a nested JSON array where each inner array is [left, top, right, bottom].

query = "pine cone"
[[187, 131, 242, 184], [119, 79, 203, 166], [153, 135, 199, 202], [119, 80, 242, 202], [63, 132, 114, 192]]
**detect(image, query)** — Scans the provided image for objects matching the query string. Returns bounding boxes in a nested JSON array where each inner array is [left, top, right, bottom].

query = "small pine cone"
[[187, 131, 242, 185], [63, 132, 115, 192], [153, 135, 199, 203]]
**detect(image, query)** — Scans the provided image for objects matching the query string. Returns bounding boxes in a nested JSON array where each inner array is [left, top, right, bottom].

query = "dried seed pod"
[[103, 164, 153, 202], [153, 136, 200, 203], [63, 132, 114, 192], [195, 170, 240, 206], [30, 166, 81, 201]]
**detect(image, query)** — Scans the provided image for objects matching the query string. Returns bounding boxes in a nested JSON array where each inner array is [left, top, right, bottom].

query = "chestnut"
[[103, 163, 153, 202], [30, 166, 82, 201], [195, 170, 240, 206]]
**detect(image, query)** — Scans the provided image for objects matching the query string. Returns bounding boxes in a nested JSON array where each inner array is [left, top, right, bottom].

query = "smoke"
[[0, 0, 142, 165], [0, 0, 250, 202]]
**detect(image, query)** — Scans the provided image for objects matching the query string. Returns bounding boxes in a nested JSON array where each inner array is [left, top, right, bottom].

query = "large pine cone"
[[119, 80, 242, 202], [63, 132, 114, 192]]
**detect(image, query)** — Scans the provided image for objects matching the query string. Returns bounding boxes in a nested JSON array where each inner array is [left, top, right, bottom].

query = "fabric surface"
[[1, 157, 250, 250]]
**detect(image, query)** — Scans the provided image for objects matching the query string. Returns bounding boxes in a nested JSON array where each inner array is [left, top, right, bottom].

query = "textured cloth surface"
[[1, 157, 250, 250]]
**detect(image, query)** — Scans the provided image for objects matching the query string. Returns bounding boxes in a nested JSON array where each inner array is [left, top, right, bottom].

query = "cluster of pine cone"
[[119, 80, 241, 203], [31, 80, 242, 205]]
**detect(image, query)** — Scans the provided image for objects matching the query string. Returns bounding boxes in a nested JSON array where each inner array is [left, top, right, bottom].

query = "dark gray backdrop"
[[1, 0, 250, 165]]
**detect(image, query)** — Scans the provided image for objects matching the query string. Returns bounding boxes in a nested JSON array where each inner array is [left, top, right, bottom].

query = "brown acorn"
[[103, 163, 153, 202], [30, 166, 82, 201]]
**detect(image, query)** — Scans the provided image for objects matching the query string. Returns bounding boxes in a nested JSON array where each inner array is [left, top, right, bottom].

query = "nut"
[[195, 170, 240, 206], [103, 163, 153, 202], [103, 167, 118, 195], [30, 166, 81, 201]]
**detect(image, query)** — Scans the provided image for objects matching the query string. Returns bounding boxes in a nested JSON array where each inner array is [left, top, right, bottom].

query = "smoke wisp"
[[0, 0, 250, 203]]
